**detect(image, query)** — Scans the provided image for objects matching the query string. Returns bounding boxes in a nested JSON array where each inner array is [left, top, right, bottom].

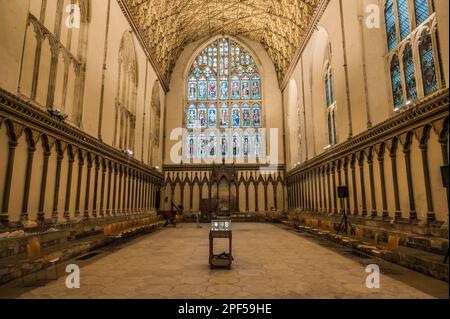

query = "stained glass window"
[[185, 36, 263, 160], [419, 30, 437, 96], [385, 0, 398, 52], [415, 0, 429, 26], [390, 55, 404, 108], [397, 0, 411, 40], [402, 44, 417, 101]]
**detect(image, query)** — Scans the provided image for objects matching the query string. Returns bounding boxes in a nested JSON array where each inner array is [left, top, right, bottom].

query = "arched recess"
[[286, 78, 300, 168], [310, 26, 338, 151], [114, 31, 138, 153], [148, 80, 161, 166]]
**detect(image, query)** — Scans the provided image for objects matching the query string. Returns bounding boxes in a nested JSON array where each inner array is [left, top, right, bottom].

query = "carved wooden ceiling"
[[121, 0, 322, 88]]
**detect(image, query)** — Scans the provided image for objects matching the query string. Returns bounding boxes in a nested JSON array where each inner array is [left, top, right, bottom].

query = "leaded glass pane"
[[415, 0, 429, 26], [251, 75, 261, 99], [390, 55, 404, 108], [397, 0, 411, 40], [329, 71, 334, 103], [241, 76, 250, 99], [232, 133, 240, 157], [208, 76, 217, 100], [402, 44, 417, 101], [198, 104, 207, 128], [197, 134, 206, 158], [208, 133, 216, 157], [252, 104, 261, 128], [242, 105, 251, 128], [325, 74, 330, 107], [231, 106, 240, 128], [198, 76, 207, 100], [219, 105, 228, 128], [419, 31, 437, 96], [208, 104, 217, 128], [188, 77, 197, 101], [242, 133, 250, 157], [187, 133, 195, 158], [187, 105, 196, 128], [385, 0, 398, 51], [231, 76, 240, 99]]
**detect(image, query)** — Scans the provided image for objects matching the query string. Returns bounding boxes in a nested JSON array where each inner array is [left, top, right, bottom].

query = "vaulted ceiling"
[[120, 0, 323, 88]]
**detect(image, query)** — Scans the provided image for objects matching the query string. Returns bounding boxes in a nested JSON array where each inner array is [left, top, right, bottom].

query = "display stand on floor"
[[209, 220, 233, 269]]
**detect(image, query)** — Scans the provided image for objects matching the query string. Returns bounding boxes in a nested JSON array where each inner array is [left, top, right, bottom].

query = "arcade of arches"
[[0, 0, 448, 298]]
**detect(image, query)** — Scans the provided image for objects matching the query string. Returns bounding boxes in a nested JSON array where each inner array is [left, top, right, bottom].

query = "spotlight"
[[125, 149, 133, 156]]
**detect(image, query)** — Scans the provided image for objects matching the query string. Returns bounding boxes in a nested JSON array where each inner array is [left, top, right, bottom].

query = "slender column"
[[358, 154, 367, 216], [38, 145, 51, 223], [318, 168, 322, 213], [402, 138, 416, 220], [343, 159, 351, 213], [51, 143, 65, 222], [63, 149, 75, 220], [21, 136, 38, 223], [351, 158, 358, 215], [388, 140, 401, 218], [84, 155, 93, 220], [377, 146, 389, 218], [122, 168, 128, 214], [117, 166, 123, 214], [331, 163, 337, 214], [108, 164, 117, 216], [337, 162, 343, 213], [99, 160, 106, 217], [75, 151, 84, 217], [128, 170, 133, 213], [322, 168, 327, 213], [106, 163, 112, 216], [327, 166, 332, 214], [419, 138, 435, 221], [92, 157, 100, 218], [367, 150, 377, 217]]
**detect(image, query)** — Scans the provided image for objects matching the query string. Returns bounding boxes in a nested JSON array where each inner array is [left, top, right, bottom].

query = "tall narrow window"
[[385, 0, 398, 51], [324, 64, 336, 146], [414, 0, 429, 26], [114, 31, 138, 153], [419, 30, 438, 96], [397, 0, 411, 40], [390, 55, 404, 109], [402, 44, 417, 101]]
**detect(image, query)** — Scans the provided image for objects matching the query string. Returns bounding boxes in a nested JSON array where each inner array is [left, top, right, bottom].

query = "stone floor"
[[0, 223, 448, 299]]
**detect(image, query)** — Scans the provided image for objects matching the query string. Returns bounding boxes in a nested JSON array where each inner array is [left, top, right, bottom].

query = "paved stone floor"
[[1, 223, 448, 299]]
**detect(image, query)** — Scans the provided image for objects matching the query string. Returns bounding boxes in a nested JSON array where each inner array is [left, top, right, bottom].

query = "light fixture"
[[125, 149, 133, 156]]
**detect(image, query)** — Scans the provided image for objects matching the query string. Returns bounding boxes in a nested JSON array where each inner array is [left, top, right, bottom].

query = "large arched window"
[[184, 36, 263, 161], [385, 0, 442, 109], [114, 31, 138, 153]]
